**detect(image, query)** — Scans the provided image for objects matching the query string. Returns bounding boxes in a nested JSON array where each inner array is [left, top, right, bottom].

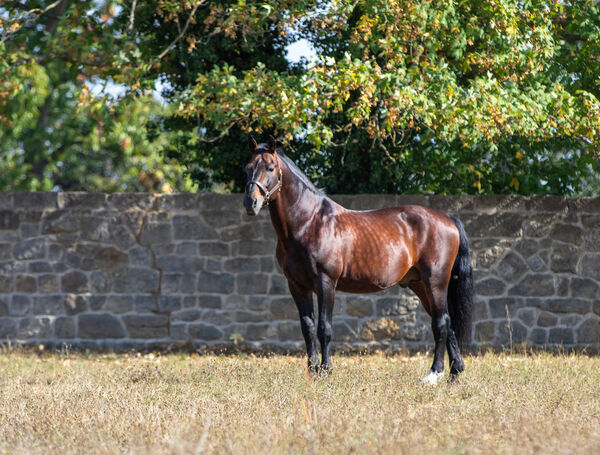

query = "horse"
[[243, 136, 473, 384]]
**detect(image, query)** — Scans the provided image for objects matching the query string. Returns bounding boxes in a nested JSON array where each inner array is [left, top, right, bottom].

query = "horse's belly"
[[336, 271, 397, 294]]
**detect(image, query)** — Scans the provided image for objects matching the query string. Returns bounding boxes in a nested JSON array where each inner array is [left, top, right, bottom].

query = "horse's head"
[[243, 136, 283, 216]]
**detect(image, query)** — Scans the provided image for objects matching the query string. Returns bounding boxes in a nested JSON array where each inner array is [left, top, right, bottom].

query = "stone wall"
[[0, 193, 598, 352]]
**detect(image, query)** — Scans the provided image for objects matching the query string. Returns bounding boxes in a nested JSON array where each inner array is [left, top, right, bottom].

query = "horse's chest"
[[277, 243, 318, 290]]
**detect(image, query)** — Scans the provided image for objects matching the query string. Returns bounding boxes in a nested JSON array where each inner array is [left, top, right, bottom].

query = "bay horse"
[[243, 136, 473, 384]]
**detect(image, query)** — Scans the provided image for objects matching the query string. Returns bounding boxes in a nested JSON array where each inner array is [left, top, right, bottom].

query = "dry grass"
[[0, 349, 598, 455]]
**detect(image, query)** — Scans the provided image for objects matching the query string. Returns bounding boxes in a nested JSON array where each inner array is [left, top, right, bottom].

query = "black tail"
[[448, 217, 474, 351]]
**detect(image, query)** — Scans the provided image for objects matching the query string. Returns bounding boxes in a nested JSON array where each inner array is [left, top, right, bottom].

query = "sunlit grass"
[[0, 350, 598, 454]]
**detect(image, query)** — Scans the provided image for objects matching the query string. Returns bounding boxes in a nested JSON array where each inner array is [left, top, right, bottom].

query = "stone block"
[[20, 222, 40, 238], [134, 295, 157, 313], [546, 299, 590, 315], [277, 321, 302, 341], [13, 238, 46, 260], [550, 243, 579, 274], [189, 322, 223, 341], [11, 295, 30, 315], [128, 246, 152, 266], [104, 296, 134, 313], [159, 296, 181, 312], [197, 242, 229, 257], [577, 318, 600, 344], [0, 194, 13, 210], [16, 275, 37, 293], [244, 323, 272, 341], [156, 255, 204, 272], [237, 240, 275, 256], [60, 192, 106, 209], [550, 223, 584, 245], [90, 271, 110, 293], [497, 320, 527, 345], [236, 273, 269, 294], [548, 327, 575, 345], [19, 316, 54, 338], [235, 311, 270, 323], [108, 193, 155, 211], [332, 321, 359, 342], [175, 242, 199, 256], [509, 274, 555, 297], [64, 295, 88, 315], [376, 294, 420, 316], [172, 309, 202, 322], [0, 274, 11, 292], [140, 222, 171, 245], [270, 297, 297, 320], [360, 318, 400, 341], [33, 295, 64, 315], [196, 271, 234, 294], [41, 210, 79, 234], [517, 308, 536, 327], [580, 254, 600, 281], [475, 278, 506, 296], [0, 243, 11, 260], [112, 267, 159, 293], [496, 252, 528, 282], [268, 274, 288, 295], [466, 213, 524, 238], [346, 297, 374, 317], [529, 328, 547, 345], [14, 192, 58, 209], [0, 318, 17, 337], [55, 316, 75, 339], [537, 311, 558, 327], [202, 210, 243, 229], [201, 310, 232, 326], [198, 295, 222, 309], [170, 322, 188, 340], [489, 297, 520, 319], [79, 313, 126, 339], [0, 297, 7, 316], [61, 271, 89, 293], [224, 257, 260, 273], [38, 275, 59, 293], [122, 314, 169, 338], [173, 215, 217, 240], [583, 230, 600, 252]]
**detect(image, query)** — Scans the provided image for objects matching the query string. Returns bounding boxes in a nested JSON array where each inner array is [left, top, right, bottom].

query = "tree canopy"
[[1, 0, 599, 195]]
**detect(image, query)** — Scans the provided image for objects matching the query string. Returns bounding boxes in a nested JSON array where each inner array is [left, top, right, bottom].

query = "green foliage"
[[1, 0, 599, 194]]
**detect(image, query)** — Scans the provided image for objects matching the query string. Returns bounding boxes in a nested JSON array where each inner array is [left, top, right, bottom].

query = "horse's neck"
[[268, 173, 323, 246]]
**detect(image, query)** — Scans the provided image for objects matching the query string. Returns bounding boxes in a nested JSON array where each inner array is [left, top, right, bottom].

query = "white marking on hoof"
[[421, 370, 444, 385]]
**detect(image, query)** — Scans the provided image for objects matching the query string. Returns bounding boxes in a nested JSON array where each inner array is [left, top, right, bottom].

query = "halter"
[[246, 153, 283, 205]]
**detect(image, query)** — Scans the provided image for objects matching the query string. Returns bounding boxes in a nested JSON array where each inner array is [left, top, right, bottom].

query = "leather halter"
[[246, 153, 283, 205]]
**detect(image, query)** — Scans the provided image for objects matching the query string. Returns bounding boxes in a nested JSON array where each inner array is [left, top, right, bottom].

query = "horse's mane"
[[256, 144, 325, 196]]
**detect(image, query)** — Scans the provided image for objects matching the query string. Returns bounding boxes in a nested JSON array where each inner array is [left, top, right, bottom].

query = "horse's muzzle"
[[243, 193, 263, 216]]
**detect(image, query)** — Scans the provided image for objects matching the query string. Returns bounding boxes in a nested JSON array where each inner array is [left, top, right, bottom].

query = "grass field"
[[0, 350, 598, 455]]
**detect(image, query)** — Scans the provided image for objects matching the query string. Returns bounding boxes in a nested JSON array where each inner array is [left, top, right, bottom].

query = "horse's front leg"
[[289, 282, 320, 374], [316, 273, 336, 373]]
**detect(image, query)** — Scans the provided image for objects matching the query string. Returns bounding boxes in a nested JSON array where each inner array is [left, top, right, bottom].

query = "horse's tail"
[[447, 216, 474, 351]]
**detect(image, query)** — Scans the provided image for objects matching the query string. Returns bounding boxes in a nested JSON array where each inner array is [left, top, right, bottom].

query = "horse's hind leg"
[[409, 280, 449, 385], [289, 282, 320, 374], [446, 326, 464, 380]]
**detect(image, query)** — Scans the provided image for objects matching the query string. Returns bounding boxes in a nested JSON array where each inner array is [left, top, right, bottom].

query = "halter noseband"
[[246, 154, 283, 205]]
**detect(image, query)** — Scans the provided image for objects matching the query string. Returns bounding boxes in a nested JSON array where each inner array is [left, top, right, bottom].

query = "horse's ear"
[[248, 136, 258, 152], [267, 135, 276, 152]]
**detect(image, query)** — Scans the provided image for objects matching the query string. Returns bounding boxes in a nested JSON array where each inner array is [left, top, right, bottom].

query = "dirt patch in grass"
[[0, 350, 598, 454]]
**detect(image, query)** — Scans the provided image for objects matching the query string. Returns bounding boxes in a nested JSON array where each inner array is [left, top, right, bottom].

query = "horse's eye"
[[267, 167, 275, 172]]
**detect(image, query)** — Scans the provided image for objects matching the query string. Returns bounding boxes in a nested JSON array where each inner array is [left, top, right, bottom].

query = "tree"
[[0, 0, 195, 192], [1, 1, 599, 195], [178, 0, 600, 195]]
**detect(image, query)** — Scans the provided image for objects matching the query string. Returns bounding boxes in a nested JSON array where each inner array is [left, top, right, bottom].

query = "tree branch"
[[156, 1, 205, 60], [127, 0, 138, 32]]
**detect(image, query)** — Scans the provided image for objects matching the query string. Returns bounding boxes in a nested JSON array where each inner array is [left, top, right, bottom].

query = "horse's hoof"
[[421, 370, 444, 385]]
